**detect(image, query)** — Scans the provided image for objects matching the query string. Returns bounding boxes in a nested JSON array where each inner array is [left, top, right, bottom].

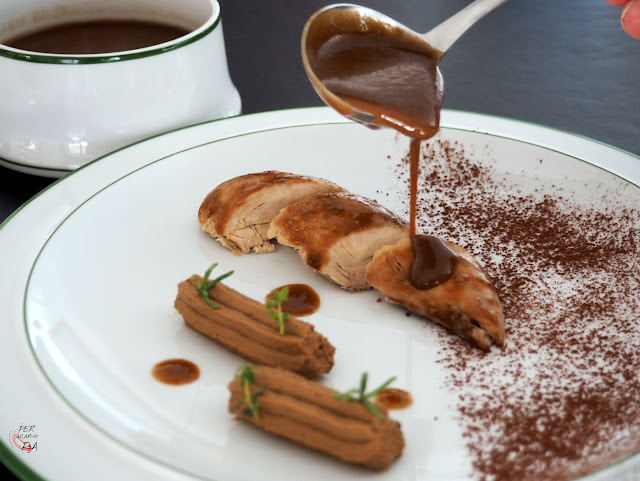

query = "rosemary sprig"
[[266, 286, 290, 335], [194, 262, 233, 309], [335, 372, 397, 420], [232, 365, 264, 419]]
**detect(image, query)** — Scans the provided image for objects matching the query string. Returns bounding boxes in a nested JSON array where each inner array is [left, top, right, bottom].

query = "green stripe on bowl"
[[0, 14, 219, 65]]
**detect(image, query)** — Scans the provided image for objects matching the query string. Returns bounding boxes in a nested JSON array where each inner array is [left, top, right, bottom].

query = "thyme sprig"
[[195, 262, 233, 309], [335, 372, 396, 420], [266, 286, 290, 335], [232, 365, 264, 419]]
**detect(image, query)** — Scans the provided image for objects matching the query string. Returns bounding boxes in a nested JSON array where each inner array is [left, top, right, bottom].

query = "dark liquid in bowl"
[[5, 20, 191, 54]]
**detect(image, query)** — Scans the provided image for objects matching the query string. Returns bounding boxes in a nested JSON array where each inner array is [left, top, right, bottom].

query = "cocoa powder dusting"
[[390, 139, 640, 480]]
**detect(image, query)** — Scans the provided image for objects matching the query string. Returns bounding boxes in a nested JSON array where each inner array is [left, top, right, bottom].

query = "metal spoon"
[[301, 0, 509, 136]]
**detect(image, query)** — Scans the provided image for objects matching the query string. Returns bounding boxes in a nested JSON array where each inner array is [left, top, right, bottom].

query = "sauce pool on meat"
[[410, 235, 460, 289], [304, 8, 458, 289]]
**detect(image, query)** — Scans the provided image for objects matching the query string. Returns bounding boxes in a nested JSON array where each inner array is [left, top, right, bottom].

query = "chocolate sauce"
[[152, 358, 200, 385], [6, 20, 190, 54], [305, 8, 444, 139], [376, 388, 413, 410], [409, 235, 460, 289], [409, 138, 422, 236], [266, 284, 320, 316], [305, 7, 457, 289]]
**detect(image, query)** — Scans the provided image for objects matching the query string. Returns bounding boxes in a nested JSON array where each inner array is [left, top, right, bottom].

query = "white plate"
[[1, 107, 639, 481]]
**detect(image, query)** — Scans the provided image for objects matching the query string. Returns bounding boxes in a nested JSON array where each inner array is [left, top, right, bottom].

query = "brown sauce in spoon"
[[305, 7, 458, 288], [306, 8, 444, 140]]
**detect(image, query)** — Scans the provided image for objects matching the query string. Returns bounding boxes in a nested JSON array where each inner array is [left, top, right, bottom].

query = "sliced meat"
[[198, 171, 344, 254], [268, 192, 408, 291], [228, 365, 404, 470], [365, 237, 504, 350], [175, 276, 335, 379]]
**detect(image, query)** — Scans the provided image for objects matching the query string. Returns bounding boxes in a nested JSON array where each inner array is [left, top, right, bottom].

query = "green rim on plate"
[[0, 441, 45, 481], [1, 107, 639, 481]]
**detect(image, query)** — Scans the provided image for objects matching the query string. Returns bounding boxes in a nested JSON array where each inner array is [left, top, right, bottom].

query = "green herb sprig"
[[195, 262, 233, 309], [335, 372, 396, 420], [266, 286, 290, 335], [231, 365, 264, 419]]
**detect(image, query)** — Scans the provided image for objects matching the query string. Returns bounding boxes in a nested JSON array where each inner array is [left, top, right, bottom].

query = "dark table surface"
[[1, 0, 638, 479]]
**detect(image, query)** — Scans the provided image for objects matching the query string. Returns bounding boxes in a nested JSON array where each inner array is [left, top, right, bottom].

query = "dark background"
[[1, 0, 639, 225], [1, 0, 638, 479]]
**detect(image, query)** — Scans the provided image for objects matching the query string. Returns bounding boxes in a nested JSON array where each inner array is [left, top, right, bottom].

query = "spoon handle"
[[421, 0, 510, 53]]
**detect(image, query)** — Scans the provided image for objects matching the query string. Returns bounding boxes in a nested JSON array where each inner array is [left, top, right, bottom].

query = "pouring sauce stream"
[[305, 8, 458, 288]]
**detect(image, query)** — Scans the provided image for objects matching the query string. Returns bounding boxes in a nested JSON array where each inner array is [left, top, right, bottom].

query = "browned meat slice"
[[198, 171, 344, 254], [267, 192, 408, 290], [228, 365, 404, 470], [365, 237, 504, 350], [175, 276, 335, 378]]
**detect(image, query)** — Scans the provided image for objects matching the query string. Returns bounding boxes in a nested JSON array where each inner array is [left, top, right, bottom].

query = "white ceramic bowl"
[[0, 0, 241, 177]]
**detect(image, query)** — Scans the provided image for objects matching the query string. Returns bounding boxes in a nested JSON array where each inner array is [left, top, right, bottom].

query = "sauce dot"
[[266, 284, 320, 316], [376, 388, 413, 410], [152, 358, 200, 385]]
